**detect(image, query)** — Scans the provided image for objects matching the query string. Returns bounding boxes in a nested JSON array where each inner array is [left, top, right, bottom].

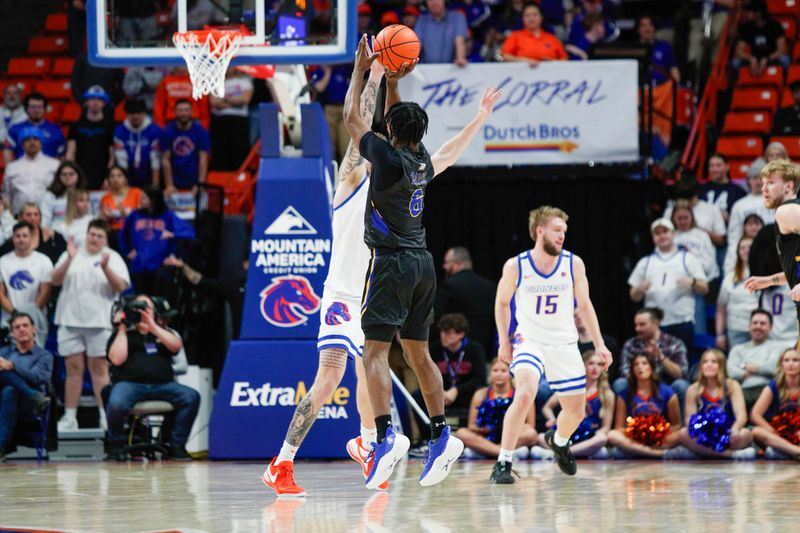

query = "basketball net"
[[173, 29, 243, 99]]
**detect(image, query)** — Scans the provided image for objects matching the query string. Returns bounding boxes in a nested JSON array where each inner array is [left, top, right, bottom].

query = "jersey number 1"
[[535, 294, 558, 315]]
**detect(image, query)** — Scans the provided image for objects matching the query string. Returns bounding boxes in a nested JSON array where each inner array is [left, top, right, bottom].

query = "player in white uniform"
[[263, 61, 385, 497], [490, 206, 612, 483]]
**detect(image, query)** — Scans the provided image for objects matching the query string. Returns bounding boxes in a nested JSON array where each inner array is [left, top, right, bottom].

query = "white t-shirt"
[[0, 250, 53, 325], [39, 191, 67, 229], [628, 248, 707, 326], [717, 271, 759, 333], [53, 214, 92, 249], [722, 193, 775, 275], [760, 285, 798, 343], [665, 200, 726, 238], [212, 76, 253, 118], [54, 247, 131, 329], [675, 228, 719, 281]]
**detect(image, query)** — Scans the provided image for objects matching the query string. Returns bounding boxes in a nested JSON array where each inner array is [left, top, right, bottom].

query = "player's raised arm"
[[572, 255, 612, 371], [339, 59, 385, 186], [343, 34, 379, 148], [384, 60, 417, 116], [495, 256, 519, 365], [430, 87, 502, 177]]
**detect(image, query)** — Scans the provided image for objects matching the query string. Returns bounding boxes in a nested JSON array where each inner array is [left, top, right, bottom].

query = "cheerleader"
[[536, 350, 615, 458], [678, 349, 755, 459], [608, 353, 682, 457], [455, 359, 537, 459], [751, 348, 800, 460]]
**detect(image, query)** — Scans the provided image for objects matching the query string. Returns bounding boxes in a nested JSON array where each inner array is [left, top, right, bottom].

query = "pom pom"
[[688, 406, 734, 452], [625, 415, 670, 447], [476, 396, 513, 443], [569, 417, 596, 445], [770, 411, 800, 445]]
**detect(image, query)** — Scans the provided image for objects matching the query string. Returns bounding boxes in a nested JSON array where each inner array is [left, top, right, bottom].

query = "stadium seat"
[[60, 102, 81, 124], [770, 136, 800, 158], [788, 65, 800, 87], [722, 111, 773, 134], [5, 78, 37, 96], [45, 102, 63, 123], [716, 136, 764, 160], [731, 87, 778, 112], [777, 16, 798, 40], [7, 57, 51, 78], [793, 40, 800, 61], [114, 101, 126, 122], [52, 57, 75, 77], [737, 66, 783, 88], [728, 159, 753, 180], [45, 13, 68, 34], [781, 87, 795, 107], [27, 35, 68, 55], [768, 0, 800, 15], [35, 79, 72, 101]]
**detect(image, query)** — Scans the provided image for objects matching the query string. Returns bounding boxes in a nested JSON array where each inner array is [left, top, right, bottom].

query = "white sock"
[[98, 408, 107, 427], [360, 425, 377, 449], [64, 408, 77, 420], [277, 441, 299, 464], [498, 448, 514, 463], [554, 431, 570, 447]]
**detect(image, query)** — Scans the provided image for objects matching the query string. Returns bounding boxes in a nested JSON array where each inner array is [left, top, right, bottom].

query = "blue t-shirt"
[[619, 383, 675, 417], [567, 32, 592, 60], [308, 64, 352, 105], [161, 121, 210, 189], [114, 121, 163, 187], [415, 10, 469, 64], [650, 39, 678, 85], [6, 119, 66, 159]]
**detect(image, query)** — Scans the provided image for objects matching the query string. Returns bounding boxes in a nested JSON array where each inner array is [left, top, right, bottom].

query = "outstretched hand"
[[477, 86, 503, 120], [355, 34, 380, 72], [385, 59, 418, 83]]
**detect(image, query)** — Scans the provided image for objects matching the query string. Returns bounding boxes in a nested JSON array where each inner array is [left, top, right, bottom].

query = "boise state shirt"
[[6, 119, 65, 159], [161, 121, 210, 189]]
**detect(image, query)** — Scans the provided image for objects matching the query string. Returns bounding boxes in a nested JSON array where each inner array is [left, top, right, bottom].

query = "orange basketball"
[[374, 24, 420, 72]]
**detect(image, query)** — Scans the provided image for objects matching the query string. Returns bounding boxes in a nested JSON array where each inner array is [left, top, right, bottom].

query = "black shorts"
[[361, 249, 436, 342]]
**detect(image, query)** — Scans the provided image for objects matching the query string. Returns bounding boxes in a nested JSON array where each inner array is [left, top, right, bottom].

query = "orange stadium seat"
[[27, 35, 68, 55], [770, 136, 800, 158], [35, 79, 72, 101], [737, 66, 783, 88], [722, 111, 773, 134], [768, 0, 800, 15], [7, 57, 51, 78], [794, 40, 800, 60], [45, 13, 68, 33], [52, 57, 75, 77], [731, 87, 778, 112], [777, 16, 798, 40], [60, 102, 82, 124], [728, 159, 754, 180], [114, 101, 126, 122], [788, 65, 800, 87], [716, 136, 764, 159], [781, 87, 795, 107], [45, 102, 63, 123]]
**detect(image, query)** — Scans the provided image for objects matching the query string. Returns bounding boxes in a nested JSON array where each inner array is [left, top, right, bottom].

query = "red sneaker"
[[262, 458, 306, 497], [347, 436, 389, 490]]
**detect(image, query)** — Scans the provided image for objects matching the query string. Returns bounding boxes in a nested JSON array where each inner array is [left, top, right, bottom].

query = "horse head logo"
[[324, 302, 351, 326], [9, 270, 34, 291], [259, 276, 321, 327]]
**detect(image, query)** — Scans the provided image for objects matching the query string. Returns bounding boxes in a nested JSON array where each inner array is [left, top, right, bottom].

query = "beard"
[[542, 239, 562, 256]]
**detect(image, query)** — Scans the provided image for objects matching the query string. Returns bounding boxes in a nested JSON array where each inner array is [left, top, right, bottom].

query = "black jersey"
[[360, 132, 435, 251], [776, 196, 800, 292]]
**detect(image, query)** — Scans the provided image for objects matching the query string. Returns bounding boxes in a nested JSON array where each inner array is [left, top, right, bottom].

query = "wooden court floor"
[[2, 459, 800, 532]]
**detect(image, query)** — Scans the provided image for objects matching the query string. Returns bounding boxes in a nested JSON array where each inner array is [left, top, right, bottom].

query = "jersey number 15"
[[535, 294, 558, 315]]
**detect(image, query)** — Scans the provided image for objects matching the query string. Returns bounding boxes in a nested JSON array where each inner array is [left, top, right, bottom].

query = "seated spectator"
[[66, 86, 116, 190], [0, 312, 53, 461], [716, 237, 759, 351], [637, 14, 680, 84], [0, 85, 28, 147], [3, 127, 60, 215], [415, 0, 469, 65], [750, 348, 800, 459], [209, 70, 253, 171], [160, 99, 210, 195], [672, 199, 719, 284], [772, 80, 800, 136], [114, 99, 162, 188], [53, 189, 93, 249], [120, 186, 195, 294], [106, 294, 199, 461], [153, 67, 210, 129], [536, 350, 614, 459], [725, 164, 774, 274], [677, 349, 754, 459], [616, 308, 689, 405], [0, 203, 66, 266], [52, 219, 131, 432], [727, 309, 792, 410], [455, 358, 536, 460], [501, 3, 566, 66], [411, 313, 486, 444], [4, 93, 66, 164], [309, 63, 353, 162], [100, 166, 143, 231], [733, 0, 789, 75], [40, 162, 90, 230], [665, 179, 726, 247], [122, 67, 167, 113], [607, 353, 682, 458], [566, 12, 605, 61], [723, 214, 763, 276], [628, 218, 709, 349], [700, 154, 746, 224], [0, 222, 54, 347]]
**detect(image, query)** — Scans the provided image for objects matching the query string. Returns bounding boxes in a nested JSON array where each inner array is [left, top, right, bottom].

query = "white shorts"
[[317, 296, 364, 359], [58, 326, 113, 358], [510, 335, 586, 397]]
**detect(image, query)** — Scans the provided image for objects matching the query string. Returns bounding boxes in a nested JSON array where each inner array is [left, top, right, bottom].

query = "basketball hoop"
[[173, 29, 243, 99]]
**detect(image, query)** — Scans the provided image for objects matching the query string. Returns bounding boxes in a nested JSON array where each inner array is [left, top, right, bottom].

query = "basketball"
[[374, 24, 420, 71]]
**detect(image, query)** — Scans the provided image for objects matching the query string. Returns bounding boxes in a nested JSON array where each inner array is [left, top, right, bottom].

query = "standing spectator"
[[309, 63, 353, 162], [566, 12, 605, 61], [501, 3, 567, 65], [153, 67, 210, 129], [434, 246, 496, 354], [733, 0, 789, 75], [66, 86, 116, 189], [0, 203, 66, 266], [209, 70, 253, 171], [3, 128, 60, 215], [0, 222, 54, 346], [415, 0, 469, 65], [0, 312, 53, 461], [100, 166, 143, 231], [52, 219, 130, 432], [123, 67, 167, 113], [0, 85, 27, 147], [772, 80, 800, 136], [116, 0, 160, 44], [120, 186, 195, 294], [5, 93, 66, 163], [160, 100, 210, 195], [672, 200, 720, 284], [628, 218, 709, 348], [113, 99, 162, 188], [723, 213, 763, 276], [716, 237, 759, 351], [53, 189, 93, 249], [70, 53, 124, 106], [724, 168, 774, 274], [637, 14, 680, 84], [700, 154, 746, 223], [40, 162, 90, 230], [727, 309, 792, 410], [665, 180, 727, 247]]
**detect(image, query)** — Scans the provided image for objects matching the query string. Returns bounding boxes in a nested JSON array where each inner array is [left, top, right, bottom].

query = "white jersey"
[[513, 249, 578, 346], [323, 177, 371, 299], [760, 285, 799, 343], [675, 228, 719, 281]]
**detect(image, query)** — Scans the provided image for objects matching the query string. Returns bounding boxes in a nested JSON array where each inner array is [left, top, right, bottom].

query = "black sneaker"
[[169, 447, 193, 462], [490, 461, 515, 484], [104, 444, 129, 462], [545, 429, 577, 476]]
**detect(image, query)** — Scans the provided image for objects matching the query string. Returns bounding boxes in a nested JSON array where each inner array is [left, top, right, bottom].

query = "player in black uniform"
[[343, 35, 502, 489], [745, 160, 800, 334]]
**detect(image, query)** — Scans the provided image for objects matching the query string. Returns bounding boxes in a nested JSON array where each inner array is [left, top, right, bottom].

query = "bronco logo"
[[9, 270, 34, 291], [259, 275, 321, 327], [324, 302, 351, 326]]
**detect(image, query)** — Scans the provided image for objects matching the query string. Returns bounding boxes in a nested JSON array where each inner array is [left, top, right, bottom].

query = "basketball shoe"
[[419, 426, 464, 486], [262, 458, 306, 497], [346, 437, 389, 490], [365, 427, 410, 489], [544, 429, 577, 476]]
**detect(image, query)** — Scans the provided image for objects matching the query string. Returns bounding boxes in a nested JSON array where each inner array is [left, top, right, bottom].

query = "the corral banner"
[[399, 60, 640, 165]]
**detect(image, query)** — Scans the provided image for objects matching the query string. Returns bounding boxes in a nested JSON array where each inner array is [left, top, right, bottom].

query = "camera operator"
[[105, 294, 199, 461]]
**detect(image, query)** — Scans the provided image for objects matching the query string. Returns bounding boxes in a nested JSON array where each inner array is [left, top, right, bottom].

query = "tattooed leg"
[[284, 348, 348, 447]]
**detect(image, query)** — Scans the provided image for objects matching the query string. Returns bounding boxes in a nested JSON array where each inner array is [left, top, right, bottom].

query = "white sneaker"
[[461, 448, 485, 460], [98, 410, 108, 431], [58, 416, 78, 432], [731, 447, 757, 461], [529, 446, 555, 460], [765, 447, 789, 460], [512, 446, 530, 461], [663, 446, 698, 460]]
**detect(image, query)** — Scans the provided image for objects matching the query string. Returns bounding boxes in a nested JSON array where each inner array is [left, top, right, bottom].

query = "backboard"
[[87, 0, 356, 67]]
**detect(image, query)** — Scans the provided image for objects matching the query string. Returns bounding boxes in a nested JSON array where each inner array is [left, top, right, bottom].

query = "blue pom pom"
[[569, 417, 596, 444], [688, 406, 734, 452]]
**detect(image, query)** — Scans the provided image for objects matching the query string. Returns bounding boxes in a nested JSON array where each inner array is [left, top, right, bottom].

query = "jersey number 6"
[[409, 189, 424, 218]]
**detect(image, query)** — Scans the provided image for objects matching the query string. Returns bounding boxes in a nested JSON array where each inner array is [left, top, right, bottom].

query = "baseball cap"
[[358, 4, 372, 15], [381, 11, 400, 26], [19, 126, 44, 143], [650, 217, 674, 232], [83, 85, 110, 103], [403, 6, 420, 17]]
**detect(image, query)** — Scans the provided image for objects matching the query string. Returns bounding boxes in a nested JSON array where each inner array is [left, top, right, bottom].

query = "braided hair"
[[385, 102, 428, 146]]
